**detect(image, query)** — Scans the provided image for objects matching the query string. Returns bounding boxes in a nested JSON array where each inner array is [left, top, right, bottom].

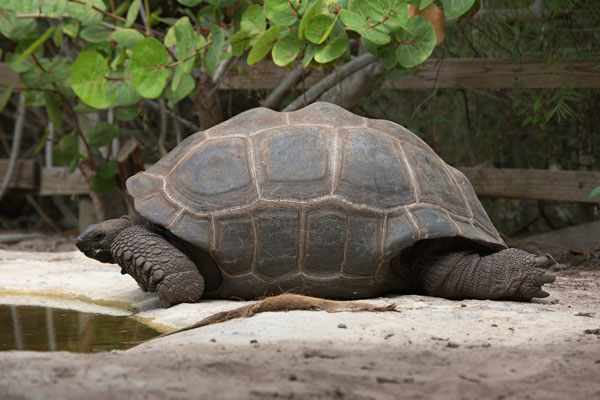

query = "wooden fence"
[[1, 160, 599, 203], [1, 58, 599, 202]]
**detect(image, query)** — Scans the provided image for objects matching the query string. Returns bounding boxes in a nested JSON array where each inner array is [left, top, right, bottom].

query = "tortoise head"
[[76, 215, 146, 263]]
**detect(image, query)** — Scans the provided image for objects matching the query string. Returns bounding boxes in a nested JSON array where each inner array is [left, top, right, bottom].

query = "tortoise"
[[76, 102, 555, 307]]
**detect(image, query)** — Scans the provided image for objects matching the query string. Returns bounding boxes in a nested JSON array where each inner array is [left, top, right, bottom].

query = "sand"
[[0, 249, 598, 399]]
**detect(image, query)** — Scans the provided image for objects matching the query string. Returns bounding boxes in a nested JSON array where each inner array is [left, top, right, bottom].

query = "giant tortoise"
[[76, 102, 555, 307]]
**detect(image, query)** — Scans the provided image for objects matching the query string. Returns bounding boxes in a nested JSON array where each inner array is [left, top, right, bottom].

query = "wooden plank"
[[29, 165, 600, 203], [218, 59, 600, 90], [460, 167, 600, 203], [386, 59, 600, 90], [3, 59, 598, 91], [0, 159, 38, 192], [0, 64, 20, 86], [39, 166, 88, 196]]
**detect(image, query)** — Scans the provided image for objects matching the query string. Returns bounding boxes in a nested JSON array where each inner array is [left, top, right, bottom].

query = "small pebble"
[[250, 339, 258, 344], [337, 323, 347, 329]]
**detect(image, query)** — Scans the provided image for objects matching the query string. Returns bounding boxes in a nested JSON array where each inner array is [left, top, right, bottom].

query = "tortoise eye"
[[93, 233, 105, 241]]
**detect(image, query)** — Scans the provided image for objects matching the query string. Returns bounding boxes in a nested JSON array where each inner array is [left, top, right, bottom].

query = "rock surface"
[[0, 249, 599, 399]]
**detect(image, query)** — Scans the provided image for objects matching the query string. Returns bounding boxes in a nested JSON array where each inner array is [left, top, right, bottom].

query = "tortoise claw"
[[532, 288, 550, 298], [536, 273, 556, 285], [534, 256, 549, 265]]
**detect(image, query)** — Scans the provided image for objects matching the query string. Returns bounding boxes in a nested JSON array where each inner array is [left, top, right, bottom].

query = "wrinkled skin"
[[76, 215, 147, 264], [76, 215, 204, 307], [77, 216, 555, 307]]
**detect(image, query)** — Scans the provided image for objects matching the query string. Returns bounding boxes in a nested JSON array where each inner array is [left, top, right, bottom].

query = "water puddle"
[[0, 304, 160, 353]]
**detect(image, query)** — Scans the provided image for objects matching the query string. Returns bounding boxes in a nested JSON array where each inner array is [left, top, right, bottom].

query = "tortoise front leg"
[[111, 225, 205, 307], [420, 248, 555, 300]]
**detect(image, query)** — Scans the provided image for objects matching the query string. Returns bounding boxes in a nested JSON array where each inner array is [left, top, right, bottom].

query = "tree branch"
[[283, 54, 382, 112], [0, 93, 25, 201], [263, 65, 305, 110]]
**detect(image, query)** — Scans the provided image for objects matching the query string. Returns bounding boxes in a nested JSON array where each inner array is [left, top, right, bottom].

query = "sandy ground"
[[0, 248, 599, 400]]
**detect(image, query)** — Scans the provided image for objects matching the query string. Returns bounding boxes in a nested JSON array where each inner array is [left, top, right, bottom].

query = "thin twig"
[[410, 56, 446, 120], [0, 93, 26, 201], [212, 56, 237, 85], [172, 103, 183, 144], [158, 98, 168, 157], [146, 100, 200, 131]]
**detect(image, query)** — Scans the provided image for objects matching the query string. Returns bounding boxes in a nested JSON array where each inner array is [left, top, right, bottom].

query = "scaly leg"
[[111, 225, 205, 307], [420, 248, 555, 300]]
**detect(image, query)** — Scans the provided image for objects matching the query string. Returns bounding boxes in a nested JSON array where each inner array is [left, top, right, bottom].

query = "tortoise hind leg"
[[111, 225, 205, 307], [419, 248, 555, 300]]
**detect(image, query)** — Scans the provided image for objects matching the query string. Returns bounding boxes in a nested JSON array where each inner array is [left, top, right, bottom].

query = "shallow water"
[[0, 304, 160, 353]]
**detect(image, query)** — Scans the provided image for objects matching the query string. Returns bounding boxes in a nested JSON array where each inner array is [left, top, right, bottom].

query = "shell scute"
[[336, 129, 414, 208]]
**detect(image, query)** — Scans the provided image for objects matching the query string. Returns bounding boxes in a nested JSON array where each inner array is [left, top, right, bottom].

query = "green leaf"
[[302, 42, 316, 68], [164, 26, 176, 47], [174, 17, 198, 74], [24, 90, 45, 107], [386, 65, 420, 80], [61, 18, 79, 37], [14, 26, 55, 65], [97, 160, 119, 178], [197, 4, 223, 26], [0, 84, 13, 113], [110, 28, 144, 49], [377, 41, 399, 69], [441, 0, 476, 19], [265, 5, 297, 27], [395, 15, 436, 68], [177, 0, 203, 6], [164, 74, 195, 107], [90, 174, 116, 195], [339, 9, 390, 45], [231, 30, 253, 56], [131, 38, 171, 99], [85, 122, 120, 148], [53, 133, 78, 166], [272, 35, 302, 66], [299, 0, 325, 40], [73, 102, 99, 114], [52, 24, 63, 46], [71, 51, 116, 109], [114, 104, 140, 121], [172, 65, 184, 91], [21, 58, 71, 90], [80, 24, 112, 43], [533, 97, 543, 113], [205, 27, 224, 77], [65, 0, 105, 26], [314, 35, 349, 63], [126, 0, 141, 28], [247, 25, 281, 65], [113, 61, 142, 106], [241, 4, 266, 36], [42, 0, 67, 18], [589, 186, 600, 200], [305, 14, 333, 44], [0, 9, 17, 38], [419, 0, 435, 9], [44, 91, 63, 130], [0, 0, 41, 12], [35, 128, 50, 155], [265, 0, 289, 13]]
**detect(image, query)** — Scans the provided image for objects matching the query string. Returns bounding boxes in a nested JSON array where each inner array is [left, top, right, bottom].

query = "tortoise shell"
[[126, 102, 505, 299]]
